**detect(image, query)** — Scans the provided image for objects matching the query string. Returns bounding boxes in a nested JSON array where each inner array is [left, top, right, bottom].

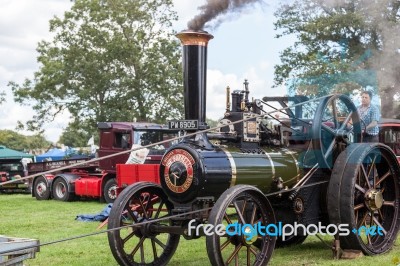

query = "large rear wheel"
[[327, 143, 400, 255]]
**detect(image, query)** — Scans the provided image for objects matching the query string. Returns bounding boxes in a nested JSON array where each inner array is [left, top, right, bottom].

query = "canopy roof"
[[36, 148, 66, 162], [0, 145, 34, 160]]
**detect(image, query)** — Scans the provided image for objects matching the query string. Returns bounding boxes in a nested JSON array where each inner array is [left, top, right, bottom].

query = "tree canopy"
[[0, 130, 51, 151], [10, 0, 184, 142], [274, 0, 400, 118]]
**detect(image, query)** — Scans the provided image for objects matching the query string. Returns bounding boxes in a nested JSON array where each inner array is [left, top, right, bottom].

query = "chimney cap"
[[176, 30, 214, 46]]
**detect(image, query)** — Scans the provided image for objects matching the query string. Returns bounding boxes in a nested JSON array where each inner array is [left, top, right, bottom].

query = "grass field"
[[0, 194, 399, 265]]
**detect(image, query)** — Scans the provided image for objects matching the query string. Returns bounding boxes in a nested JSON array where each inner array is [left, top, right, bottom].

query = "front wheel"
[[103, 178, 117, 203], [107, 182, 179, 266], [206, 185, 276, 266]]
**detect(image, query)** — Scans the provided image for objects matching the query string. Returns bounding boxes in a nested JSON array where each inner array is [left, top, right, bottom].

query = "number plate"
[[168, 120, 198, 130]]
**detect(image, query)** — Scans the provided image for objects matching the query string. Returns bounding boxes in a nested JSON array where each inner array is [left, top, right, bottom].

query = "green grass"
[[0, 194, 399, 265]]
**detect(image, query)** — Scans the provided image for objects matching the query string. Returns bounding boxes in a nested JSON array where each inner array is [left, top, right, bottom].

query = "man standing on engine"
[[357, 91, 380, 142]]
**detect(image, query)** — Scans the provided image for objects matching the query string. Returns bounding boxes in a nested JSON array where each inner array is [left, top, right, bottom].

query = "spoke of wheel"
[[367, 155, 377, 180], [152, 236, 167, 249], [139, 196, 149, 220], [375, 170, 391, 187], [151, 238, 158, 260], [241, 199, 247, 217], [340, 112, 353, 130], [367, 233, 372, 245], [368, 212, 373, 227], [321, 123, 336, 136], [331, 100, 339, 129], [233, 201, 247, 224], [372, 217, 387, 235], [247, 246, 251, 266], [235, 252, 239, 266], [226, 244, 243, 265], [354, 203, 365, 211], [224, 212, 233, 225], [154, 200, 165, 219], [358, 212, 368, 228], [383, 201, 395, 207], [355, 184, 366, 193], [250, 205, 257, 225], [130, 236, 145, 258], [220, 237, 231, 251], [378, 209, 384, 221], [248, 245, 258, 256], [140, 240, 145, 263], [360, 164, 372, 190], [324, 138, 336, 159], [127, 206, 139, 223], [122, 230, 136, 245]]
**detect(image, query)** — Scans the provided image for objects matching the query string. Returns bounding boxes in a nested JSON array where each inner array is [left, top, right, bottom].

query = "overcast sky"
[[0, 0, 290, 143]]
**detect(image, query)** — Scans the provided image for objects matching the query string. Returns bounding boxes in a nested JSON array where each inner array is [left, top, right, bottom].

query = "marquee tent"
[[0, 145, 34, 160]]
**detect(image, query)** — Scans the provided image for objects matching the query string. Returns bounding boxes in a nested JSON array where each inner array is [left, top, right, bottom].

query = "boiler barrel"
[[160, 145, 301, 203], [225, 148, 300, 193]]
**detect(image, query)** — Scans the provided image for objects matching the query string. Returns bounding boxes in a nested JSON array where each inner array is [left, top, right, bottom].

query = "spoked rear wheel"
[[107, 182, 179, 265], [206, 185, 276, 266], [327, 143, 400, 255]]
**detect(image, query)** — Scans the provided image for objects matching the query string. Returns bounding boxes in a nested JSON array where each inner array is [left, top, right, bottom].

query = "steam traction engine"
[[107, 31, 400, 265]]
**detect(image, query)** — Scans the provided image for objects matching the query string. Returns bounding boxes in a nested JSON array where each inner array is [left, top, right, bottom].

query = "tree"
[[274, 0, 400, 118], [0, 130, 51, 151], [10, 0, 183, 137], [58, 121, 92, 147]]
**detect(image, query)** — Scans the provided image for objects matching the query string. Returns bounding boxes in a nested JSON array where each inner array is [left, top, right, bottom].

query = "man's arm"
[[366, 105, 380, 131]]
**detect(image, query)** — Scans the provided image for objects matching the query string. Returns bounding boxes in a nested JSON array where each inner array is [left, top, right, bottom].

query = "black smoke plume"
[[187, 0, 263, 31]]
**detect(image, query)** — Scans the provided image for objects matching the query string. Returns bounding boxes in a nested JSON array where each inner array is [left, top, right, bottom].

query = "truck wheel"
[[108, 182, 179, 265], [103, 178, 117, 203], [327, 143, 400, 255], [52, 178, 74, 202], [33, 176, 50, 200], [206, 185, 276, 266]]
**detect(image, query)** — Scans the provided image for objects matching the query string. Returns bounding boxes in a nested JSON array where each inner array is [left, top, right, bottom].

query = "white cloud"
[[0, 1, 72, 142]]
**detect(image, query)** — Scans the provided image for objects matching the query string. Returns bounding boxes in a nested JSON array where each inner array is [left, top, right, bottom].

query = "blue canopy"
[[36, 148, 66, 162]]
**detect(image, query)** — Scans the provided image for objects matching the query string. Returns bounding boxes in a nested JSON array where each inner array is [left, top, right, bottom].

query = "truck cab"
[[97, 122, 179, 172]]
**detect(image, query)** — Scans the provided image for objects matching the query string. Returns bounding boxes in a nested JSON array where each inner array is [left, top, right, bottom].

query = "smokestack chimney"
[[176, 30, 213, 128]]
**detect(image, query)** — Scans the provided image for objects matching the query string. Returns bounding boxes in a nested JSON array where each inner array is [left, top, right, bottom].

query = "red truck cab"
[[97, 122, 178, 171]]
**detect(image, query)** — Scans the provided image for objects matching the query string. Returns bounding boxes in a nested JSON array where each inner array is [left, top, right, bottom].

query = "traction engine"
[[107, 30, 400, 265]]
